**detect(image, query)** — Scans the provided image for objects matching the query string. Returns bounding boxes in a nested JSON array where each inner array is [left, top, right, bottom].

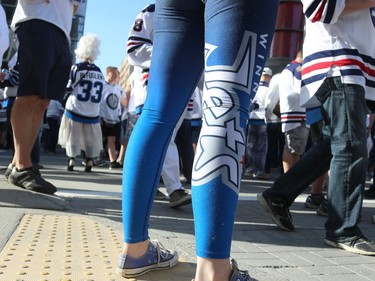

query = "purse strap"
[[72, 69, 90, 89]]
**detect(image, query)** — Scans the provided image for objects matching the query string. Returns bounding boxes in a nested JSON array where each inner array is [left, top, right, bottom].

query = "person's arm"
[[126, 5, 154, 69]]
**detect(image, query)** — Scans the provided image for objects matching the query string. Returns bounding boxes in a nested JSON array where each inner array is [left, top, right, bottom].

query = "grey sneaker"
[[116, 240, 179, 278], [325, 237, 375, 256], [4, 163, 15, 181], [169, 188, 191, 208], [230, 259, 252, 281], [8, 167, 57, 194], [257, 192, 294, 231]]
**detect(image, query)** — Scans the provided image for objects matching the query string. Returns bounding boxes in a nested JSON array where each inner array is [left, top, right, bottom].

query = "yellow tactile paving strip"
[[0, 214, 125, 281], [0, 214, 194, 281]]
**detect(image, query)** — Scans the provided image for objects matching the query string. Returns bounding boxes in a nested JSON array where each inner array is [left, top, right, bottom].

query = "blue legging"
[[122, 0, 278, 259]]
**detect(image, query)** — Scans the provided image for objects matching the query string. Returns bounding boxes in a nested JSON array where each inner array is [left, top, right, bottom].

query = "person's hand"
[[0, 72, 6, 81], [252, 101, 259, 110]]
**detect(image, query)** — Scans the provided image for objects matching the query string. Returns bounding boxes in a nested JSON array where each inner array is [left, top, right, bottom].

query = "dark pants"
[[45, 117, 60, 152], [264, 122, 284, 174]]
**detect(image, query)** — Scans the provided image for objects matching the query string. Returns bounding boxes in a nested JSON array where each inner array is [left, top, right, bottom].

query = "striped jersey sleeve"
[[302, 0, 345, 24]]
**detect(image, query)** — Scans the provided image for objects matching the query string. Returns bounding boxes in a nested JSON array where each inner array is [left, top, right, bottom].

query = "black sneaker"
[[85, 159, 93, 173], [325, 237, 375, 256], [4, 163, 15, 180], [8, 167, 57, 195], [304, 193, 325, 209], [155, 189, 168, 201], [364, 186, 375, 199], [316, 199, 328, 217], [257, 192, 294, 231], [109, 161, 123, 170], [169, 188, 191, 208]]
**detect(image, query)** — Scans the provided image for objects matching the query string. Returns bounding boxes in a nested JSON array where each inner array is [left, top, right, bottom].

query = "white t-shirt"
[[11, 0, 81, 41]]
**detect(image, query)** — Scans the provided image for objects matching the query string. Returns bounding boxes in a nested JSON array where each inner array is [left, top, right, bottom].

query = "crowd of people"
[[1, 0, 375, 280]]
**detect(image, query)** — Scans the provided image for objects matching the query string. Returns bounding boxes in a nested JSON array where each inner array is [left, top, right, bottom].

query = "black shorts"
[[16, 19, 72, 101], [101, 121, 121, 137]]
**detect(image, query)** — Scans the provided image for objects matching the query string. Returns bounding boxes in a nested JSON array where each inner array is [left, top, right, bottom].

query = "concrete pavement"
[[1, 148, 375, 280]]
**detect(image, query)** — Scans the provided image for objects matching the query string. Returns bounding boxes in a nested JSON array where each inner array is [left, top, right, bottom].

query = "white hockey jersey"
[[65, 62, 105, 122], [126, 4, 154, 109], [100, 82, 122, 125], [248, 81, 268, 126], [301, 0, 375, 107]]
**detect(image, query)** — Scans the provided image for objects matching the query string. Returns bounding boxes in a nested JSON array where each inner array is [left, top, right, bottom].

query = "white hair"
[[74, 33, 101, 62]]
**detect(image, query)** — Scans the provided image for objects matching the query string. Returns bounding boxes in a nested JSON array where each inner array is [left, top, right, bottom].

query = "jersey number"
[[133, 18, 144, 32], [77, 80, 103, 103]]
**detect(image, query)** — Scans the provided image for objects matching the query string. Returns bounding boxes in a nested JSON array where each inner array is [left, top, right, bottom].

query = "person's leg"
[[116, 119, 128, 164], [254, 125, 268, 177], [30, 131, 41, 167], [11, 96, 49, 169], [323, 79, 367, 241], [117, 113, 138, 164], [193, 0, 278, 280], [305, 121, 327, 209], [264, 137, 331, 205], [264, 122, 278, 174], [47, 117, 59, 153], [161, 133, 192, 208], [161, 135, 184, 195], [282, 148, 299, 173], [121, 0, 205, 262], [107, 136, 117, 162], [245, 124, 256, 174], [9, 20, 70, 193], [282, 131, 301, 173]]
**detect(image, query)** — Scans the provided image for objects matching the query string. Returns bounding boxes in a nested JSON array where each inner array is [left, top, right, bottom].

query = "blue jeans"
[[265, 77, 367, 241]]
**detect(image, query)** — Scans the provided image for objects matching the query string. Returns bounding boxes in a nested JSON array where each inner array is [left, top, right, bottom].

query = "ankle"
[[311, 193, 323, 197], [195, 257, 231, 281], [122, 240, 150, 259]]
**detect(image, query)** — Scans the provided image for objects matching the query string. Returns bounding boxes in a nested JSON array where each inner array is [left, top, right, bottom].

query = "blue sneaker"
[[230, 259, 252, 281], [116, 240, 179, 278]]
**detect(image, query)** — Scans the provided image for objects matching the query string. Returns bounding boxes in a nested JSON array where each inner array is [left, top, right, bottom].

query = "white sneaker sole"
[[324, 239, 375, 256], [116, 251, 179, 278]]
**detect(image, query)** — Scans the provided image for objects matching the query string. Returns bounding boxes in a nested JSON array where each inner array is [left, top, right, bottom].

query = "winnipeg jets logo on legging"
[[193, 31, 271, 193]]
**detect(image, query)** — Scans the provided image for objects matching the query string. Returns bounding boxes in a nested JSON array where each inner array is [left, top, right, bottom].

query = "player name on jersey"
[[79, 72, 104, 80]]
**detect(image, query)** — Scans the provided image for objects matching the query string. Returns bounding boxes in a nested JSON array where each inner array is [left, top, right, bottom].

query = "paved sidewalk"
[[1, 149, 375, 280]]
